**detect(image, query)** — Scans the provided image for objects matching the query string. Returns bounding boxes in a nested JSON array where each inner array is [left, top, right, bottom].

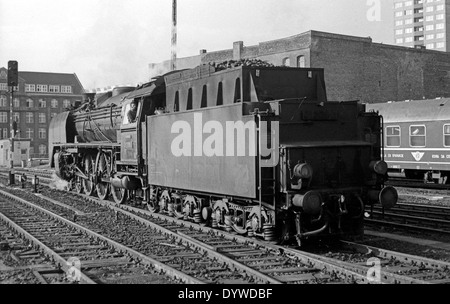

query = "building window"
[[13, 112, 19, 123], [405, 28, 413, 34], [13, 98, 20, 108], [63, 99, 71, 108], [426, 43, 435, 49], [38, 128, 46, 139], [405, 19, 413, 24], [436, 14, 444, 20], [26, 128, 34, 140], [396, 29, 403, 35], [395, 20, 404, 26], [297, 56, 306, 68], [61, 86, 72, 93], [51, 99, 58, 108], [436, 33, 445, 39], [436, 42, 445, 48], [49, 85, 60, 93], [26, 98, 34, 108], [39, 99, 46, 108], [36, 85, 48, 92], [0, 95, 7, 107], [405, 37, 414, 43], [395, 11, 403, 17], [1, 128, 7, 139], [38, 144, 47, 155], [386, 126, 401, 147], [0, 83, 7, 91], [282, 57, 290, 67], [405, 1, 413, 6], [405, 9, 413, 15], [395, 2, 403, 8], [436, 23, 445, 30], [396, 38, 404, 44], [426, 34, 435, 40], [426, 24, 434, 31], [437, 4, 444, 11], [25, 84, 35, 92], [410, 125, 426, 147], [38, 113, 46, 123], [0, 112, 7, 123], [26, 112, 34, 123], [425, 15, 434, 21]]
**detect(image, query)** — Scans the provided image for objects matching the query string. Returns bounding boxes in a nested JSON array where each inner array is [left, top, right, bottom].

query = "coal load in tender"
[[210, 59, 276, 71]]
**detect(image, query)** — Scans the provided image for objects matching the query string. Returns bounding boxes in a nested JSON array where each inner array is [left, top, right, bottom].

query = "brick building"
[[0, 67, 84, 158], [149, 30, 450, 103]]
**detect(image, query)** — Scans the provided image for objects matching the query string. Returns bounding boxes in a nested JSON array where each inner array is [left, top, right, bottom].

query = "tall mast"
[[171, 0, 177, 71]]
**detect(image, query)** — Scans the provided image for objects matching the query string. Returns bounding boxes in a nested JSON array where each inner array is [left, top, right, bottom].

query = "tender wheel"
[[83, 154, 95, 196], [111, 185, 127, 204], [95, 152, 110, 200]]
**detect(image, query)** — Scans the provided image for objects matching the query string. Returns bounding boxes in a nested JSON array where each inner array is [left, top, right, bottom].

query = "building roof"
[[368, 98, 450, 123], [0, 67, 85, 95]]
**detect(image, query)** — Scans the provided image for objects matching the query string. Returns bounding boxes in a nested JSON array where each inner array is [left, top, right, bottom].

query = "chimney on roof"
[[233, 41, 244, 61]]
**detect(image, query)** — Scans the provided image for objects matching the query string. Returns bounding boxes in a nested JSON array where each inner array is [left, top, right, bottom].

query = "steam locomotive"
[[49, 63, 398, 245]]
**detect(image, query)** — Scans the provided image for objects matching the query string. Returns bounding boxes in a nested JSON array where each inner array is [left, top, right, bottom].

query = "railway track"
[[386, 177, 450, 190], [0, 189, 192, 284], [2, 168, 450, 284], [0, 177, 373, 284], [365, 202, 450, 234]]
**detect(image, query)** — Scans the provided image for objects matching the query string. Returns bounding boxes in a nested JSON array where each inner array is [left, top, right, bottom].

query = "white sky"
[[0, 0, 394, 90]]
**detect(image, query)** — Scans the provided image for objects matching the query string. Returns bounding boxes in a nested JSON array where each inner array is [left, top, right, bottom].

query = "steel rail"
[[0, 188, 203, 284]]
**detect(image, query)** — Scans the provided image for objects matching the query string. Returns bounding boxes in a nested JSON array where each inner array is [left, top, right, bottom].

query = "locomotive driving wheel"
[[82, 154, 95, 196], [95, 152, 110, 200]]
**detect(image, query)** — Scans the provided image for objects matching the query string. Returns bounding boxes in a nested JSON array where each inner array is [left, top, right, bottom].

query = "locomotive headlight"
[[293, 163, 313, 179], [369, 160, 388, 175]]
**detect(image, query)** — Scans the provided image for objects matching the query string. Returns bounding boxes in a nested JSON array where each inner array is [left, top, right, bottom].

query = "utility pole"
[[171, 0, 177, 71], [7, 61, 18, 184]]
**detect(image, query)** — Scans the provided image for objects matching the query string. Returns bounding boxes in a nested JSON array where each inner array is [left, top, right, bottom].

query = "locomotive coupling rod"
[[74, 167, 89, 180]]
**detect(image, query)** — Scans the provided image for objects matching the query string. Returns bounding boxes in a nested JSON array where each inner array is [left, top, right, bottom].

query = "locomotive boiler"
[[49, 63, 397, 245]]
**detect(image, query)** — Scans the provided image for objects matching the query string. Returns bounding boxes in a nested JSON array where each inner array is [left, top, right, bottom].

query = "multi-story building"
[[149, 30, 450, 104], [0, 67, 84, 159], [394, 0, 450, 51]]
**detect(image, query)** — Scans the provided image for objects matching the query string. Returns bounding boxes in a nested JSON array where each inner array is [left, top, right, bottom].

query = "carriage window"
[[410, 125, 426, 147], [386, 126, 401, 147], [444, 125, 450, 147]]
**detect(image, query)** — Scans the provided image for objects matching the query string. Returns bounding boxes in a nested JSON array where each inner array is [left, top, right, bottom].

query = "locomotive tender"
[[49, 64, 397, 245], [368, 99, 450, 184]]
